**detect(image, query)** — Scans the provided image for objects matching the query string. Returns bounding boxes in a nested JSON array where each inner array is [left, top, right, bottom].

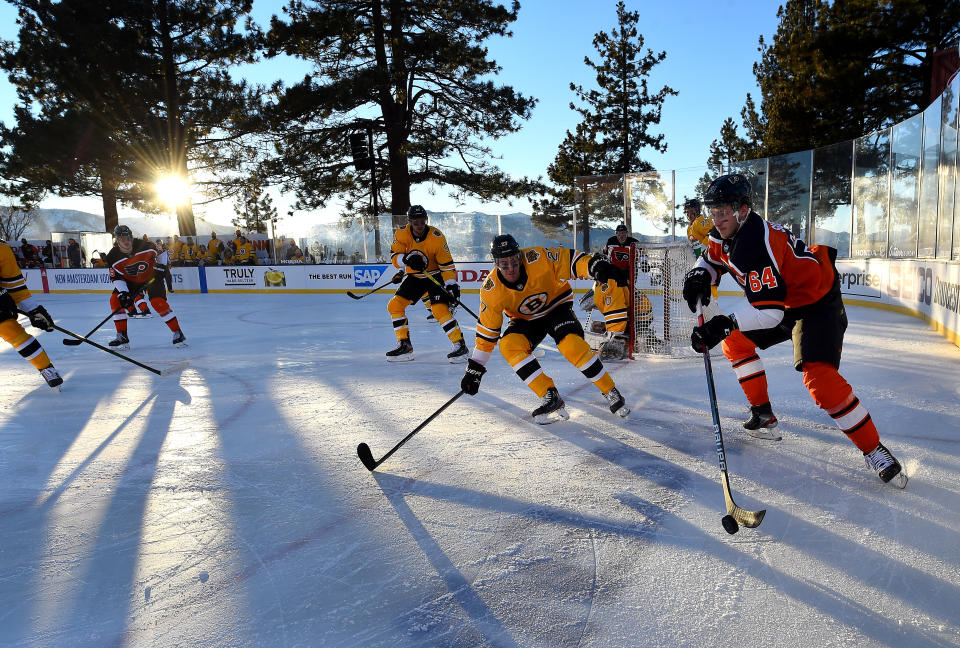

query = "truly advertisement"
[[222, 267, 257, 287]]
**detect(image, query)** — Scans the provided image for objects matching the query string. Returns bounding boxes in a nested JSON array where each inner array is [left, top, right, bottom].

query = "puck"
[[721, 514, 739, 535]]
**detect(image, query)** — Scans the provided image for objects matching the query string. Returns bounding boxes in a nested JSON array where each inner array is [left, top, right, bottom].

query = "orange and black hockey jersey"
[[473, 247, 592, 355], [700, 211, 835, 314], [390, 224, 456, 282], [106, 238, 160, 289]]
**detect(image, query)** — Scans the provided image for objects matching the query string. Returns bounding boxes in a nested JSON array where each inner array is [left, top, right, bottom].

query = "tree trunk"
[[100, 171, 119, 233]]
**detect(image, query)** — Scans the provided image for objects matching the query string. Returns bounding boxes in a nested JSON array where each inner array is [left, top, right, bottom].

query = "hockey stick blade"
[[346, 291, 366, 300], [62, 338, 85, 346], [357, 442, 378, 471], [159, 360, 190, 376]]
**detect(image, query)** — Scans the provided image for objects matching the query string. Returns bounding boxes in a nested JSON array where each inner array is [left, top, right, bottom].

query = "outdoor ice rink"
[[1, 291, 958, 648]]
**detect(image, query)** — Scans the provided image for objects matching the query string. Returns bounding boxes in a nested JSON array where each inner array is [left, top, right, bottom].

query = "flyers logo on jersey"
[[124, 260, 150, 276], [518, 292, 549, 316]]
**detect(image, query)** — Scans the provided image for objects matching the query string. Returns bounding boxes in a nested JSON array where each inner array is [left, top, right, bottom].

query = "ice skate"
[[386, 338, 414, 362], [40, 365, 63, 391], [172, 330, 188, 348], [864, 442, 907, 488], [603, 386, 630, 417], [109, 332, 130, 350], [744, 402, 781, 440], [447, 339, 468, 363], [532, 387, 569, 424]]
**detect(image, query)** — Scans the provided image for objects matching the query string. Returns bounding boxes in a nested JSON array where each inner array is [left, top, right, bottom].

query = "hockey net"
[[628, 242, 715, 358]]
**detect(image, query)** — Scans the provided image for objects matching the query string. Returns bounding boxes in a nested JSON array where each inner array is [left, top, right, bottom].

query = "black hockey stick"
[[52, 322, 187, 376], [697, 303, 765, 533], [422, 272, 479, 321], [62, 308, 123, 346], [357, 389, 465, 471], [347, 271, 402, 300]]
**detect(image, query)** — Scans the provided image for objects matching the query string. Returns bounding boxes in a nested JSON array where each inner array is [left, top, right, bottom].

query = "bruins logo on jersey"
[[481, 276, 495, 291], [517, 292, 549, 316], [524, 249, 540, 263]]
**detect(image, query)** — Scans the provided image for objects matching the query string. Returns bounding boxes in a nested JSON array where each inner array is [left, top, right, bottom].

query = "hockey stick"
[[52, 322, 187, 376], [421, 272, 479, 321], [62, 308, 122, 346], [357, 389, 465, 471], [697, 302, 765, 533], [347, 272, 402, 300]]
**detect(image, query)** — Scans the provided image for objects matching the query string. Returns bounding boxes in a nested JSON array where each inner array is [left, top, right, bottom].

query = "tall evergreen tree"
[[232, 174, 278, 234], [261, 0, 540, 229], [0, 0, 260, 235], [538, 1, 675, 249]]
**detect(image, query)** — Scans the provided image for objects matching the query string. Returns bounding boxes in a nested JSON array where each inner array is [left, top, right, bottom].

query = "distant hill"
[[21, 208, 233, 240]]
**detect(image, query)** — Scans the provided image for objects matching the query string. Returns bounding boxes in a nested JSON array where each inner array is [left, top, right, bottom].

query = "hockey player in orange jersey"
[[0, 241, 62, 389], [105, 225, 187, 350], [682, 174, 906, 487], [385, 205, 467, 363], [459, 234, 630, 424]]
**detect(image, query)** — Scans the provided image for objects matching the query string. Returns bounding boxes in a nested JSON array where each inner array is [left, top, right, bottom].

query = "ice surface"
[[1, 292, 958, 647]]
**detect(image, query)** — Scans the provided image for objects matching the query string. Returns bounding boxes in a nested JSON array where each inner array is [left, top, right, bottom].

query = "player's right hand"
[[461, 359, 486, 396], [117, 290, 134, 309]]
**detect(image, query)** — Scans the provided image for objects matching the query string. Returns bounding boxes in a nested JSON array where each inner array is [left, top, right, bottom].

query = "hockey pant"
[[111, 280, 180, 335]]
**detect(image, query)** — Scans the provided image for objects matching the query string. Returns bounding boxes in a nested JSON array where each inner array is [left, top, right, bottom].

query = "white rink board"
[[22, 259, 960, 347]]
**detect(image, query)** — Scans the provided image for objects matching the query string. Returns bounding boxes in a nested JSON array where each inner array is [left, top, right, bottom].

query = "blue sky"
[[0, 0, 781, 231]]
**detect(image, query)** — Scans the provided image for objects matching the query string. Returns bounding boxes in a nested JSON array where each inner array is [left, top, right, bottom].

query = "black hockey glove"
[[391, 270, 404, 284], [587, 255, 627, 285], [0, 288, 15, 320], [682, 267, 712, 313], [117, 290, 134, 309], [445, 282, 461, 303], [26, 305, 55, 332], [461, 359, 486, 396], [691, 314, 735, 353], [403, 252, 427, 272]]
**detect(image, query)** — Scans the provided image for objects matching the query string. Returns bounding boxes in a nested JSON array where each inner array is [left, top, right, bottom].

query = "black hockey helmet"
[[703, 174, 752, 208], [114, 224, 133, 239], [491, 234, 521, 259], [407, 204, 428, 221], [683, 197, 701, 211], [615, 223, 628, 232]]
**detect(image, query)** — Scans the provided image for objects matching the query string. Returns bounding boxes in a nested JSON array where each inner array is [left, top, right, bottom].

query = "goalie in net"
[[583, 238, 718, 358]]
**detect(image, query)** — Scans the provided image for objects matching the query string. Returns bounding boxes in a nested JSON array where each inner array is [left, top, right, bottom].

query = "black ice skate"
[[109, 332, 130, 350], [40, 365, 63, 391], [532, 387, 569, 424], [864, 442, 907, 488], [386, 338, 414, 362], [172, 330, 188, 348], [603, 386, 630, 418], [743, 402, 781, 441], [447, 339, 468, 363]]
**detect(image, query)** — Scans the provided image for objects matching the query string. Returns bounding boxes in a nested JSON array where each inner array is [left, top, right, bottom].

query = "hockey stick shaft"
[[357, 390, 465, 471], [698, 304, 765, 528], [62, 308, 122, 345], [421, 272, 479, 321], [53, 322, 167, 376], [346, 273, 400, 299]]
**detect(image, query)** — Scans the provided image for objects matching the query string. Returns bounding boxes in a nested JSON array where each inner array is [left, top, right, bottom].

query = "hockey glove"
[[691, 314, 735, 353], [117, 290, 134, 309], [682, 267, 712, 313], [26, 305, 55, 332], [391, 270, 404, 284], [587, 255, 627, 285], [460, 358, 486, 396], [0, 288, 16, 320], [445, 282, 461, 303], [403, 252, 427, 272]]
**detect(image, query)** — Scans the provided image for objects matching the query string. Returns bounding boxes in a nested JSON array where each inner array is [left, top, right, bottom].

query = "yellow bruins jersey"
[[390, 225, 456, 282], [687, 216, 713, 256], [0, 242, 33, 308], [474, 246, 592, 356]]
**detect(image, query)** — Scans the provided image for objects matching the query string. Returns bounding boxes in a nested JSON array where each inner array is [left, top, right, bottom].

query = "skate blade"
[[534, 407, 569, 425], [386, 354, 415, 362], [747, 427, 782, 441], [891, 472, 908, 489], [110, 344, 131, 351], [174, 341, 189, 348], [447, 355, 468, 364], [614, 406, 630, 418]]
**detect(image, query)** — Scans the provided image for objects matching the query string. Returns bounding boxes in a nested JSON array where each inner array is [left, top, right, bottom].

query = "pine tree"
[[232, 175, 278, 234], [261, 0, 541, 229], [538, 1, 675, 249]]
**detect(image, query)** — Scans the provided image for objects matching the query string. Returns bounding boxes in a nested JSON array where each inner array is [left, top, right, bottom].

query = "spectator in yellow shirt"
[[235, 236, 257, 265], [180, 237, 201, 266], [205, 232, 224, 265]]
